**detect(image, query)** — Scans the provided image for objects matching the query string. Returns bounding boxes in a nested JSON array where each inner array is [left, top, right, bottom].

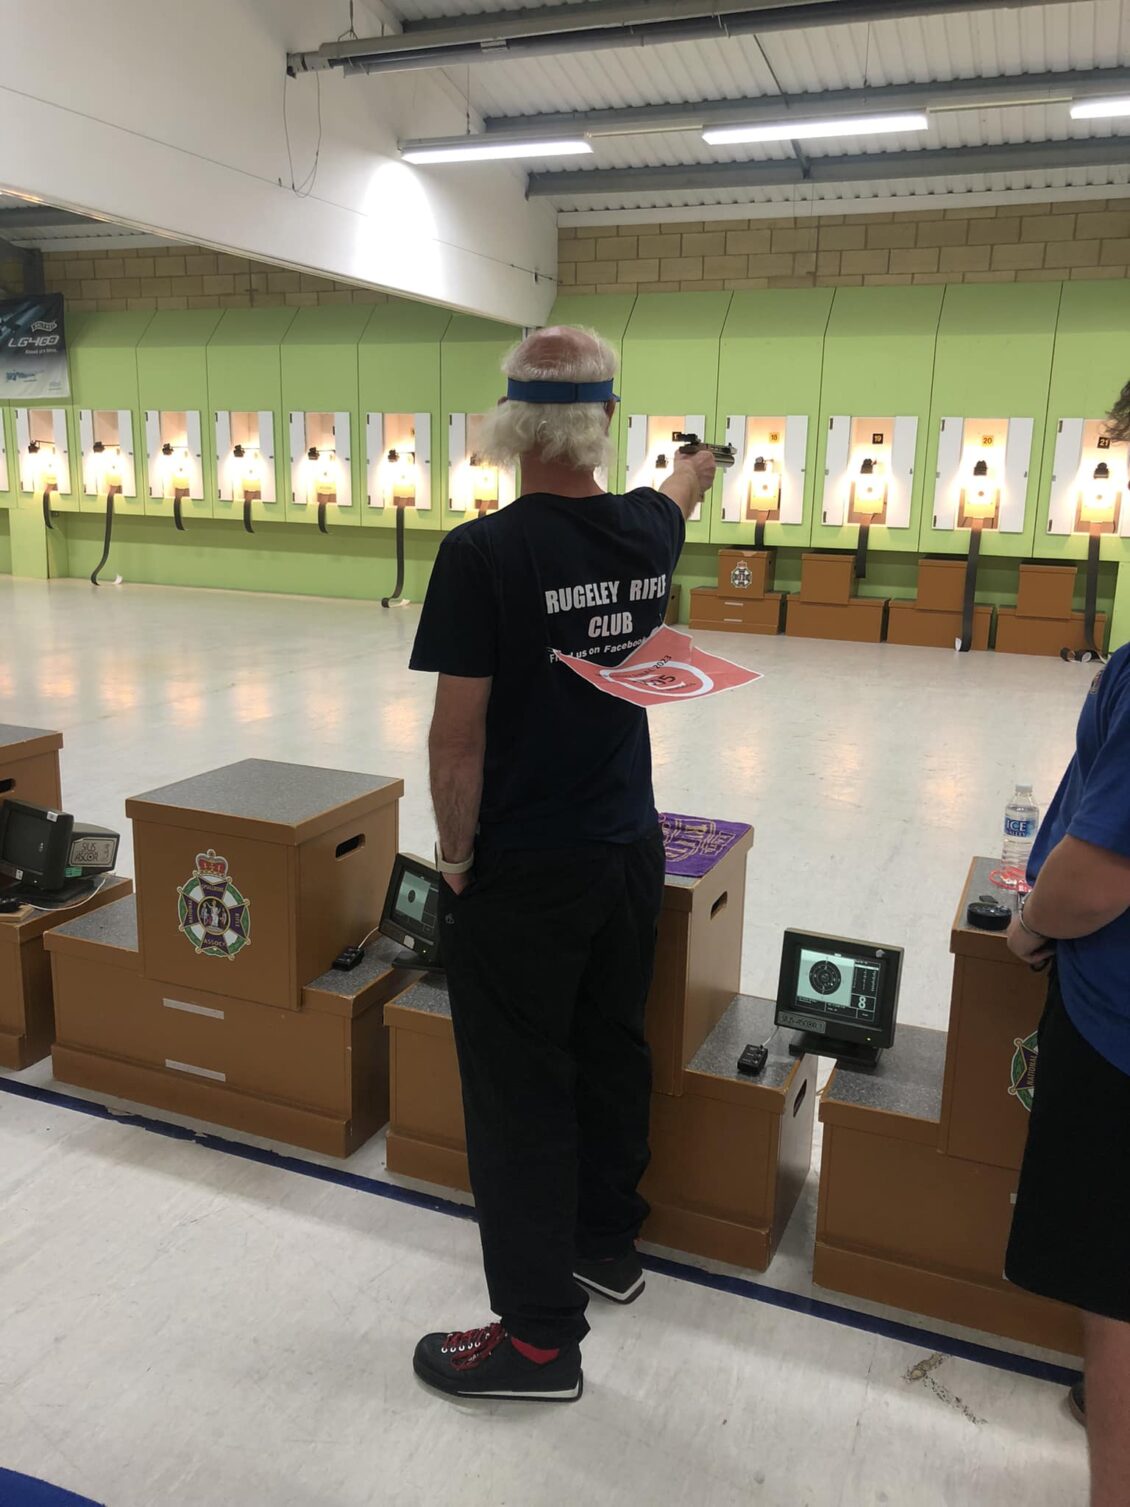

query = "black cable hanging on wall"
[[89, 493, 117, 586], [957, 520, 983, 653], [1062, 527, 1107, 663], [381, 502, 409, 609]]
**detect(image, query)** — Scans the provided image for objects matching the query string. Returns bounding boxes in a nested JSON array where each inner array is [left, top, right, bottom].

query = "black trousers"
[[442, 829, 666, 1348], [1005, 969, 1130, 1323]]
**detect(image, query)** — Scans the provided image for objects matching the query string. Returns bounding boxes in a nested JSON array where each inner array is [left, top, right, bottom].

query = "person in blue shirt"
[[1006, 634, 1130, 1507]]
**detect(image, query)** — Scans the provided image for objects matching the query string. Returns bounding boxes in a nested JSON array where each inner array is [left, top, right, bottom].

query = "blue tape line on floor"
[[0, 1467, 104, 1506], [0, 1075, 1082, 1390]]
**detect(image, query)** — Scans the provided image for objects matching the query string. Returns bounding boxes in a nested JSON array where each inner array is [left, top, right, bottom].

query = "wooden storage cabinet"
[[128, 760, 402, 1009], [814, 857, 1084, 1355], [48, 894, 408, 1157], [0, 724, 63, 810], [0, 876, 132, 1068], [689, 588, 785, 634]]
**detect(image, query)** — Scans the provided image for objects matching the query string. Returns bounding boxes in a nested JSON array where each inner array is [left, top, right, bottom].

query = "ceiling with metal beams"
[[300, 0, 1130, 216]]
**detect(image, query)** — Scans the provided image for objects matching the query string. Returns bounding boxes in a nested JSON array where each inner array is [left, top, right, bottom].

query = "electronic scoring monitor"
[[378, 852, 443, 968], [0, 799, 119, 904], [775, 929, 903, 1068]]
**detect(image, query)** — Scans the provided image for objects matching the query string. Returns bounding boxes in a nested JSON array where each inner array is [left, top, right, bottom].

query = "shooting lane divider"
[[957, 522, 983, 654], [1062, 529, 1106, 663], [381, 503, 408, 609]]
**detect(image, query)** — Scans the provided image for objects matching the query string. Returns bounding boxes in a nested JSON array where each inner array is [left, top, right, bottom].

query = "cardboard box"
[[1015, 563, 1078, 620], [915, 558, 969, 613], [689, 587, 785, 635], [995, 607, 1107, 657], [716, 549, 771, 598], [47, 894, 412, 1157], [650, 833, 753, 1096], [0, 723, 63, 810], [127, 760, 403, 1010], [813, 857, 1084, 1356], [798, 552, 856, 606], [0, 875, 132, 1068], [385, 984, 815, 1272], [887, 601, 992, 650], [786, 598, 887, 644]]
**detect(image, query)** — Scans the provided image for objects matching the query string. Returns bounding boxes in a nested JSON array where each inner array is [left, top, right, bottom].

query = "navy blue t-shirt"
[[409, 488, 685, 849], [1028, 641, 1130, 1073]]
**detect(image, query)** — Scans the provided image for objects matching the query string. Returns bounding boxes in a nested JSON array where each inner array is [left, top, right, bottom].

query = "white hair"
[[474, 326, 617, 473]]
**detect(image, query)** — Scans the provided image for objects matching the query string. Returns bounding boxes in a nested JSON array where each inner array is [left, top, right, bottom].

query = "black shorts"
[[1005, 971, 1130, 1324]]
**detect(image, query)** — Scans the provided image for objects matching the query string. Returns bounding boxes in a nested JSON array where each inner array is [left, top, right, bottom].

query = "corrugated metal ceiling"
[[379, 0, 1130, 210]]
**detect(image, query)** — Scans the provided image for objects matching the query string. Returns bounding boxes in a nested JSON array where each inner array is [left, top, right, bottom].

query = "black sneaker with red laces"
[[413, 1323, 583, 1402]]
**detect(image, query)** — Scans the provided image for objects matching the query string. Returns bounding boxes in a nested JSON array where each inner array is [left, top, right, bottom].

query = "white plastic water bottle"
[[1002, 783, 1040, 869]]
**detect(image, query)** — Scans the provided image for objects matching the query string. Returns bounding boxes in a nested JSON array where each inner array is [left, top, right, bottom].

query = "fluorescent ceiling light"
[[1070, 96, 1130, 121], [401, 137, 592, 164], [703, 112, 930, 146]]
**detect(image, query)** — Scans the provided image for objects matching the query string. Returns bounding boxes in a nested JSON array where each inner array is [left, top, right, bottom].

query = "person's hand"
[[1006, 913, 1054, 965], [441, 870, 471, 898], [673, 446, 717, 497]]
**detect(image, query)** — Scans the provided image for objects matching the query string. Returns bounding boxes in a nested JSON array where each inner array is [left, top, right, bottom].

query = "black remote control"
[[332, 946, 366, 971], [737, 1043, 768, 1077]]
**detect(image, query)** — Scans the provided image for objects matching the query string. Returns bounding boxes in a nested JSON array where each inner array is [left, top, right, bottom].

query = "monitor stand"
[[390, 950, 444, 972], [1, 877, 99, 910], [787, 1031, 881, 1070]]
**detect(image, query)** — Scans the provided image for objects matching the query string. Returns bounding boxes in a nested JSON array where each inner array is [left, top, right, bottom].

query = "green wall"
[[8, 284, 1130, 648], [55, 513, 435, 603]]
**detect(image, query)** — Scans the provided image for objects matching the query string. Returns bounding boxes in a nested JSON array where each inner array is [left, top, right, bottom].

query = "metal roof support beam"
[[481, 66, 1130, 139], [0, 205, 99, 231], [526, 136, 1130, 196], [287, 0, 1058, 76]]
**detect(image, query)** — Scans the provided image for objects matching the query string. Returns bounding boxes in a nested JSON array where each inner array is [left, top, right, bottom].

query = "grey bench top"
[[304, 936, 408, 996], [392, 972, 451, 1017], [0, 723, 60, 748], [127, 759, 399, 825], [46, 893, 139, 950], [688, 994, 798, 1091], [822, 1023, 946, 1124]]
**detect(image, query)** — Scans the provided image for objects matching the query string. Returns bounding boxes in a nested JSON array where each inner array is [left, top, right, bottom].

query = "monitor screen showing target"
[[775, 929, 902, 1065], [379, 852, 442, 965]]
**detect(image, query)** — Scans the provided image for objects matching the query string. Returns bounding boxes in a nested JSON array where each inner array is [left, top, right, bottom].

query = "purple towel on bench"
[[659, 813, 751, 878]]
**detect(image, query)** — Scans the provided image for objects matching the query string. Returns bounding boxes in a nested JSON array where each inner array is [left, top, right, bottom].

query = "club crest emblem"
[[1008, 1030, 1039, 1112], [730, 561, 753, 591], [176, 849, 251, 960]]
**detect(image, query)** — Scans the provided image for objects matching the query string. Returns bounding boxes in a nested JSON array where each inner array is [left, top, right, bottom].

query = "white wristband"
[[435, 844, 474, 875]]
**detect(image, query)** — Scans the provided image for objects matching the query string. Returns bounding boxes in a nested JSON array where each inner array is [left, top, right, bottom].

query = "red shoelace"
[[439, 1323, 506, 1372]]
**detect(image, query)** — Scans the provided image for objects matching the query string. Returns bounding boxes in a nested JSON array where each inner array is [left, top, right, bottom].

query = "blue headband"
[[505, 378, 618, 404]]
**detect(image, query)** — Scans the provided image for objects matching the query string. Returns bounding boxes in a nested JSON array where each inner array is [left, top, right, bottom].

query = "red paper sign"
[[556, 626, 762, 708]]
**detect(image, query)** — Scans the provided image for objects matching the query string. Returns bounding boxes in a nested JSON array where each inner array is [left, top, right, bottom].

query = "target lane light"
[[703, 112, 928, 147], [1070, 97, 1130, 121], [401, 135, 592, 164]]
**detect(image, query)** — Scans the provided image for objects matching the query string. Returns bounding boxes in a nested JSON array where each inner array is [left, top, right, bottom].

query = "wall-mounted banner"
[[0, 294, 69, 398], [556, 625, 763, 708]]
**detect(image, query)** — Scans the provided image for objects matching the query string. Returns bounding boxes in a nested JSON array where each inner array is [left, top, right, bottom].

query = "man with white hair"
[[408, 325, 716, 1402]]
